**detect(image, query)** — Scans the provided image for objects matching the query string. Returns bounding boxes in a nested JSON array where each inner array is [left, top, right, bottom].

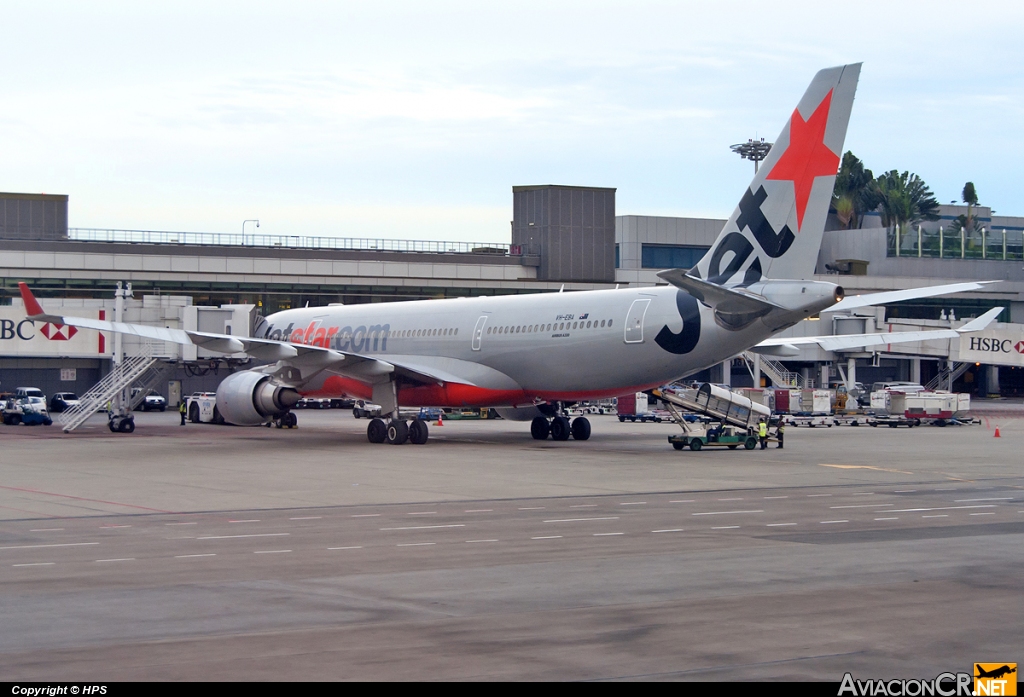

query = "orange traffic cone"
[[436, 412, 444, 427], [994, 426, 1001, 438]]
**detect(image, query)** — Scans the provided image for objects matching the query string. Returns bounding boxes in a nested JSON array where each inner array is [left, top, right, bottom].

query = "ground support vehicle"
[[3, 396, 52, 426], [832, 413, 867, 426], [185, 392, 225, 425], [352, 400, 382, 419], [783, 414, 834, 428], [141, 394, 167, 411], [867, 414, 919, 428], [654, 383, 769, 453]]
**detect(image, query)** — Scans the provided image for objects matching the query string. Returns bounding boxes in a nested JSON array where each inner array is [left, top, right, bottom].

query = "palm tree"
[[831, 152, 880, 228], [874, 170, 940, 233], [949, 181, 980, 234]]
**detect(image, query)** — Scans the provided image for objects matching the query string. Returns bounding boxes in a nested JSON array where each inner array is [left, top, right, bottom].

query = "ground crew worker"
[[758, 419, 768, 449], [776, 421, 785, 449], [179, 400, 187, 426]]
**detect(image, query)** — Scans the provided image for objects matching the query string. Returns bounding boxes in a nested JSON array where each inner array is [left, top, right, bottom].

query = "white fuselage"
[[255, 285, 820, 408]]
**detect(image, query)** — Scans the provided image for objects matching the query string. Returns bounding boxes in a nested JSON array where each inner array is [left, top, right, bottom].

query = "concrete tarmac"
[[0, 410, 1021, 680]]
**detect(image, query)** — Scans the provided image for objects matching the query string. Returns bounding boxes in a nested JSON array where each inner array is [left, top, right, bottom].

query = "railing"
[[66, 228, 513, 255], [59, 346, 157, 433], [887, 225, 1024, 261], [742, 353, 809, 388]]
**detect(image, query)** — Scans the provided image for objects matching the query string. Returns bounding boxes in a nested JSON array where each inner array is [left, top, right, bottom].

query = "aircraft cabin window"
[[454, 328, 458, 334], [608, 319, 613, 327], [601, 320, 606, 327]]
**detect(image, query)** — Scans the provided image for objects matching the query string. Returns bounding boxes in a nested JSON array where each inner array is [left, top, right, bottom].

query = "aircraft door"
[[624, 299, 651, 344], [472, 315, 488, 351]]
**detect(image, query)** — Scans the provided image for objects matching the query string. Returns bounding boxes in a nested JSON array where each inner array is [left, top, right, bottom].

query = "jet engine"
[[215, 371, 300, 426]]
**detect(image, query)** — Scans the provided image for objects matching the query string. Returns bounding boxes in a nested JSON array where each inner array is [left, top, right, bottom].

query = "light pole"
[[242, 219, 260, 246], [730, 138, 773, 173]]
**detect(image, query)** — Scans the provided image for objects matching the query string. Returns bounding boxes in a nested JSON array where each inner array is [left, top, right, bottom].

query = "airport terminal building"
[[2, 187, 1023, 399]]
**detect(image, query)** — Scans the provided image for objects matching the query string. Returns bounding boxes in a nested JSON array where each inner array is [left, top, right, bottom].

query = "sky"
[[2, 1, 1022, 243]]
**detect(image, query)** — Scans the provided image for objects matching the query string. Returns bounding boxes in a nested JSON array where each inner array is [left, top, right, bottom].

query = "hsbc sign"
[[958, 329, 1024, 367], [0, 307, 106, 358]]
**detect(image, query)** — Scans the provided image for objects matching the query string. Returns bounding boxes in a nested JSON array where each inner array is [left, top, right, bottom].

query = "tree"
[[946, 182, 981, 235], [831, 151, 881, 229], [874, 170, 940, 233]]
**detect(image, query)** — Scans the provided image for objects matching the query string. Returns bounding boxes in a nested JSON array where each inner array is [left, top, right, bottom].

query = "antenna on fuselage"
[[559, 285, 564, 293]]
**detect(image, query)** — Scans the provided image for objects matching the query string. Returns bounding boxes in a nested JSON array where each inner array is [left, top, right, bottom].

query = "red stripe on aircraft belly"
[[304, 375, 664, 408]]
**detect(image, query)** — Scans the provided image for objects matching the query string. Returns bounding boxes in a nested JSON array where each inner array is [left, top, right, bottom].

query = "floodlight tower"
[[730, 138, 773, 173]]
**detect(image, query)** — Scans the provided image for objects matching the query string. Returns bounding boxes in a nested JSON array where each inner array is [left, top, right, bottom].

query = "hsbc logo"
[[0, 319, 35, 341], [39, 322, 77, 341], [969, 337, 1015, 354], [1016, 340, 1024, 355]]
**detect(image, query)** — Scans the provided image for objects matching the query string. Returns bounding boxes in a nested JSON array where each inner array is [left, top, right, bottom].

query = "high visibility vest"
[[759, 423, 767, 438]]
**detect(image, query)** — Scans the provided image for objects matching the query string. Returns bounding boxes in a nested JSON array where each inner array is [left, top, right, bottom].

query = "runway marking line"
[[851, 492, 875, 496], [176, 554, 215, 558], [30, 528, 63, 532], [766, 523, 797, 527], [380, 524, 465, 531], [351, 514, 380, 518], [820, 520, 849, 524], [13, 562, 54, 567], [0, 484, 174, 514], [763, 496, 788, 499], [165, 522, 197, 526], [875, 517, 899, 521], [464, 509, 492, 513], [718, 498, 744, 501], [328, 546, 362, 550], [466, 539, 498, 543], [620, 502, 647, 506], [99, 525, 131, 529], [0, 542, 99, 550], [819, 464, 914, 475], [922, 515, 948, 518], [570, 504, 597, 508], [196, 533, 290, 540], [670, 500, 695, 503], [519, 507, 545, 510], [290, 516, 322, 520], [531, 536, 562, 540], [886, 505, 996, 513], [894, 490, 917, 493], [712, 526, 739, 530], [407, 512, 437, 516], [229, 519, 260, 523], [95, 558, 134, 562], [397, 542, 435, 547], [254, 550, 292, 554], [970, 513, 996, 516], [955, 498, 1014, 502], [544, 517, 619, 523], [692, 510, 763, 516], [594, 532, 624, 536], [831, 504, 893, 509], [652, 529, 684, 533], [807, 494, 833, 498]]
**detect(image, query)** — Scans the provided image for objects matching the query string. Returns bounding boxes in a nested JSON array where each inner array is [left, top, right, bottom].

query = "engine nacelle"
[[216, 372, 300, 426]]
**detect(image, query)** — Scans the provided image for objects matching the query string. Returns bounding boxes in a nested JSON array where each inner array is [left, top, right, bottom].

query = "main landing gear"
[[531, 415, 591, 441], [367, 417, 430, 445]]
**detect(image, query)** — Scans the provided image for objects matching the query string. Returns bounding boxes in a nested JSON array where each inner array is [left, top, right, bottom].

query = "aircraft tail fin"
[[692, 63, 861, 285]]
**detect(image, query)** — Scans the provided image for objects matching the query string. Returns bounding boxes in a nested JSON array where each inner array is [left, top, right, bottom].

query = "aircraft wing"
[[755, 307, 1003, 352], [828, 281, 1000, 312], [17, 282, 472, 388]]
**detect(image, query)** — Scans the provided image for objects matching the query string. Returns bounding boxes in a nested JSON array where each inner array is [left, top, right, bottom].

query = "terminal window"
[[641, 244, 710, 269]]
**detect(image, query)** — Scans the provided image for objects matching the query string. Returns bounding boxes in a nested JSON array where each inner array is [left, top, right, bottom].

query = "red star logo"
[[766, 89, 840, 231]]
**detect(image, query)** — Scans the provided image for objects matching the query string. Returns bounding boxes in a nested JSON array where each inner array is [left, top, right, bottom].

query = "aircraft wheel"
[[386, 420, 409, 445], [119, 418, 135, 434], [108, 420, 118, 432], [550, 416, 571, 441], [189, 403, 200, 423], [689, 439, 702, 451], [367, 418, 387, 444], [530, 417, 550, 440], [744, 437, 757, 450], [286, 412, 298, 428], [409, 419, 429, 445], [672, 441, 684, 451], [571, 417, 591, 441]]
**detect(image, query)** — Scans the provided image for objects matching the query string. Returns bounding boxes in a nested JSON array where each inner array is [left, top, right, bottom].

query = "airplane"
[[975, 665, 1016, 680], [18, 62, 1003, 445]]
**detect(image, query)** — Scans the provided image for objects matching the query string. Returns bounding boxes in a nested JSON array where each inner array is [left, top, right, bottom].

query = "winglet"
[[957, 307, 1003, 333], [18, 282, 46, 318]]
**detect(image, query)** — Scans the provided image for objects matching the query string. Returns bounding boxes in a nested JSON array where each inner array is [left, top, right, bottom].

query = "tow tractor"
[[653, 383, 771, 452]]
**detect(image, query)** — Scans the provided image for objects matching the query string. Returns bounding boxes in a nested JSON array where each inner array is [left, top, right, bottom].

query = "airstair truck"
[[654, 383, 771, 452]]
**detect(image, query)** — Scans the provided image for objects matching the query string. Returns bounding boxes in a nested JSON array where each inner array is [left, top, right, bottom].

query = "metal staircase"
[[59, 345, 157, 433], [128, 361, 173, 410], [741, 352, 810, 388], [925, 362, 970, 392]]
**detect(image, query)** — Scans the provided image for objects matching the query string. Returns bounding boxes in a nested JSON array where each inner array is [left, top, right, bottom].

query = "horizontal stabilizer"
[[657, 268, 778, 315]]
